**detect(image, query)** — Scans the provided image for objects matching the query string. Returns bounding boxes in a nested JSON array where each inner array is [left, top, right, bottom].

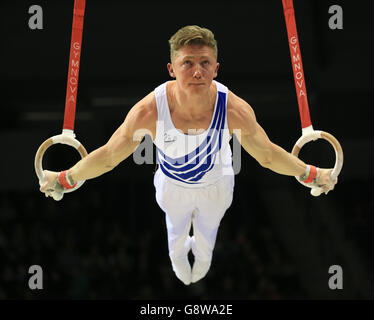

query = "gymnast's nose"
[[193, 66, 202, 79]]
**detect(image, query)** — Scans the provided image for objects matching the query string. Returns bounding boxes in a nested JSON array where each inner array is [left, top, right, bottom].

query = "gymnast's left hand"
[[314, 168, 338, 194], [39, 170, 60, 197]]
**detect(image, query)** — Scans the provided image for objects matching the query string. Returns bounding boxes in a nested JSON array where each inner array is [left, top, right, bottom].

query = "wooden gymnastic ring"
[[291, 130, 343, 196], [35, 131, 88, 199]]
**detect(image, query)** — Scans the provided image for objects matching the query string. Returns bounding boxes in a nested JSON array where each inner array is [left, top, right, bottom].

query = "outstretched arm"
[[40, 92, 157, 194], [227, 91, 336, 193]]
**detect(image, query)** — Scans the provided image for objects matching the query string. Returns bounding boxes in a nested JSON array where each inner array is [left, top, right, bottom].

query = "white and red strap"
[[300, 165, 318, 184], [58, 170, 77, 189]]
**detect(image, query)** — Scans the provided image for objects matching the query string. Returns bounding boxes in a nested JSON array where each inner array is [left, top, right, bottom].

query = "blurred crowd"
[[340, 178, 374, 269], [1, 176, 372, 300], [0, 176, 307, 300]]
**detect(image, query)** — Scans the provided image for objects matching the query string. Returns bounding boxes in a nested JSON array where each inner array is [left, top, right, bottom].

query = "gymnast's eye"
[[184, 60, 192, 65]]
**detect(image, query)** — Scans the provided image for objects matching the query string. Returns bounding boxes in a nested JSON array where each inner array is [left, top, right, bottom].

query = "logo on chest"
[[164, 132, 177, 143]]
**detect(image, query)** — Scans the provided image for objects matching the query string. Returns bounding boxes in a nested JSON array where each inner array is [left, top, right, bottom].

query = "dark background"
[[0, 0, 373, 299]]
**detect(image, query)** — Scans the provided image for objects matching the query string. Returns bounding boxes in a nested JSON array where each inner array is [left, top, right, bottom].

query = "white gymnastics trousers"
[[154, 169, 234, 283]]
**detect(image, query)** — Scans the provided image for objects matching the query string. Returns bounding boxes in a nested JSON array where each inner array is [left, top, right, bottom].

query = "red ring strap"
[[282, 0, 312, 129], [63, 0, 86, 131]]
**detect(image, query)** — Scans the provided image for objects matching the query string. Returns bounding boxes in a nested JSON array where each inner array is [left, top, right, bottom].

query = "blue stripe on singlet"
[[157, 91, 226, 184]]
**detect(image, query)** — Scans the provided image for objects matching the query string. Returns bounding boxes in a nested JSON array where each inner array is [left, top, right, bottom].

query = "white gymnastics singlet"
[[153, 80, 234, 188]]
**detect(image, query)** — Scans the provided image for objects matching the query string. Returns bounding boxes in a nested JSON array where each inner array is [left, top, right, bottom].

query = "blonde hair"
[[168, 25, 218, 62]]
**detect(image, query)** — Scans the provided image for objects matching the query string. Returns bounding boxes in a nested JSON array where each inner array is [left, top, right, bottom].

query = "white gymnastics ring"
[[34, 129, 88, 201], [291, 126, 344, 197]]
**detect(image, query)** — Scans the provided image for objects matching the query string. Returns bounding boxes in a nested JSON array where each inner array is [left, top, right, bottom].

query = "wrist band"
[[58, 170, 77, 189], [299, 165, 310, 181], [302, 165, 318, 183]]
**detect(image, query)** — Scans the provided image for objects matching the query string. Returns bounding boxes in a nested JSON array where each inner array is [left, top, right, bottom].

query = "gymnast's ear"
[[167, 63, 176, 78], [214, 62, 220, 78]]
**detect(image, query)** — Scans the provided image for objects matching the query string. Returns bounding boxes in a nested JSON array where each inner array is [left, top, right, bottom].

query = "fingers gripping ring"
[[34, 130, 88, 200], [291, 129, 344, 197]]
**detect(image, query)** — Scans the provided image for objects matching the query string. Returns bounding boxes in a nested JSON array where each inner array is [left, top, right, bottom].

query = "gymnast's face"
[[167, 44, 219, 93]]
